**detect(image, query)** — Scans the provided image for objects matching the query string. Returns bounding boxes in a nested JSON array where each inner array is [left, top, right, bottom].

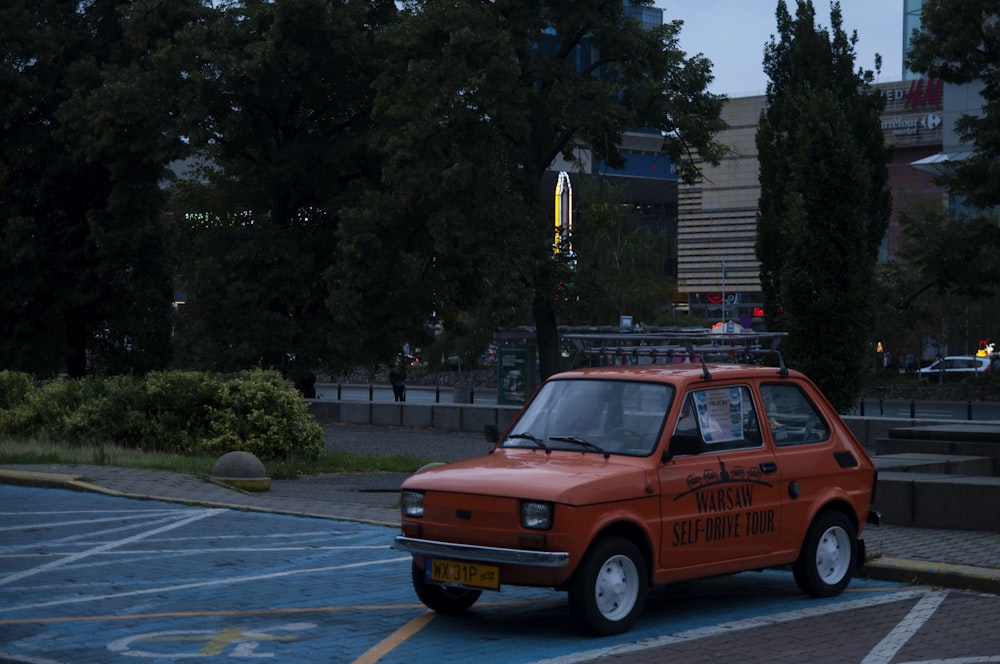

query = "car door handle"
[[759, 462, 778, 473]]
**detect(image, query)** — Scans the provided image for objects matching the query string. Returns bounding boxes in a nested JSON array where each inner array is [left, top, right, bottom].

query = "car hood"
[[399, 450, 654, 506]]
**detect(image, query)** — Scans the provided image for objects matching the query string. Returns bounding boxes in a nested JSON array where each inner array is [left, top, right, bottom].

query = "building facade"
[[675, 76, 947, 326]]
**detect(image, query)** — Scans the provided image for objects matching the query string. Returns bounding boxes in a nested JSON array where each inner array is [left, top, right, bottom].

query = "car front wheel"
[[568, 536, 647, 635], [793, 511, 856, 597], [411, 562, 481, 614]]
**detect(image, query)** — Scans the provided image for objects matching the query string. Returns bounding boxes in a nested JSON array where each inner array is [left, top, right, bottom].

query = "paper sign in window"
[[693, 387, 745, 443]]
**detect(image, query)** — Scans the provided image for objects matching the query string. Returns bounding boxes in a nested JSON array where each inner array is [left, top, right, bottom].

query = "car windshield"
[[501, 379, 672, 457]]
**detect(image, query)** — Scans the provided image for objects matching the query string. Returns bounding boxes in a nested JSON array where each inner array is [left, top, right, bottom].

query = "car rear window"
[[760, 383, 829, 445]]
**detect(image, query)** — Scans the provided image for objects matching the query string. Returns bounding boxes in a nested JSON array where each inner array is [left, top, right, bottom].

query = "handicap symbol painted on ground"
[[106, 622, 316, 658]]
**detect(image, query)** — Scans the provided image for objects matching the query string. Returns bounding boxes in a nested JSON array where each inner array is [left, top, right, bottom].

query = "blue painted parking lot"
[[0, 485, 926, 663]]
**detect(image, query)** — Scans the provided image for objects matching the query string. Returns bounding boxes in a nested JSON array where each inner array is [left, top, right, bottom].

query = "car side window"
[[760, 383, 829, 445], [672, 386, 762, 452]]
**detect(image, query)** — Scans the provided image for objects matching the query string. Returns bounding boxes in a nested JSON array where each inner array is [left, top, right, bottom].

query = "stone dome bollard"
[[210, 451, 272, 492]]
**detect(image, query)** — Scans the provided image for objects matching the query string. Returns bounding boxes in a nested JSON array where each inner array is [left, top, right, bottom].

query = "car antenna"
[[764, 334, 789, 377], [683, 339, 713, 381]]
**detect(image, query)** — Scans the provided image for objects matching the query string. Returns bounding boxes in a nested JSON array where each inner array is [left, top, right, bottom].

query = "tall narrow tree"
[[756, 0, 891, 411]]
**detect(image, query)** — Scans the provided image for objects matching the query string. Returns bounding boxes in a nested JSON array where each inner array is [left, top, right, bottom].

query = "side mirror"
[[484, 424, 498, 444], [664, 434, 704, 461]]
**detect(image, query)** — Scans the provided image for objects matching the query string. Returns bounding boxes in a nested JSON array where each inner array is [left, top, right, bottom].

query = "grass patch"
[[0, 438, 431, 480]]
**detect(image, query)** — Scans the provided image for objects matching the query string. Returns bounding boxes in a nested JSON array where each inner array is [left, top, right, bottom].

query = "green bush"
[[204, 369, 323, 460], [143, 371, 225, 454], [7, 376, 94, 441], [0, 371, 33, 410], [0, 369, 323, 461]]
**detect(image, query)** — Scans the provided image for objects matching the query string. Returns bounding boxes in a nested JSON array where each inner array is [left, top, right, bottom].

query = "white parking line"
[[0, 511, 223, 555], [0, 508, 227, 587], [0, 510, 183, 533], [1, 556, 412, 613], [2, 544, 389, 558], [861, 591, 948, 664], [533, 590, 932, 664]]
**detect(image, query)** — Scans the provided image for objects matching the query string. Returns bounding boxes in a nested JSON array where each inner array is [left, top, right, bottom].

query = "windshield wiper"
[[549, 436, 610, 459], [506, 432, 550, 452]]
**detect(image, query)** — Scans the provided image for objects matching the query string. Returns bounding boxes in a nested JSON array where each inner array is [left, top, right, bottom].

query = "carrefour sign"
[[881, 112, 942, 136], [879, 79, 943, 147]]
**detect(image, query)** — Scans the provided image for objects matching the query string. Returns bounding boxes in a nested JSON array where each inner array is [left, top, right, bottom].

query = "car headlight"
[[520, 501, 553, 530], [401, 490, 424, 518]]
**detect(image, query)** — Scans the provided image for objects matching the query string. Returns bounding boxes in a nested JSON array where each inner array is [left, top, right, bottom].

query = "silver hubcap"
[[594, 554, 639, 620], [815, 525, 851, 584]]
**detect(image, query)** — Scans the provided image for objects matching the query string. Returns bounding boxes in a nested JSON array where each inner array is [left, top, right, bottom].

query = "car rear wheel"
[[411, 562, 481, 614], [793, 511, 856, 597], [568, 536, 647, 635]]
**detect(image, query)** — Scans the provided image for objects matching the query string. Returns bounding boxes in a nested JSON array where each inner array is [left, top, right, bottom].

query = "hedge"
[[0, 369, 323, 461]]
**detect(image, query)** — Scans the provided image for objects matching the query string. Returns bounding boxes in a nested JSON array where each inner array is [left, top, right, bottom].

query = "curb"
[[0, 468, 399, 528], [0, 468, 120, 496], [863, 556, 1000, 594]]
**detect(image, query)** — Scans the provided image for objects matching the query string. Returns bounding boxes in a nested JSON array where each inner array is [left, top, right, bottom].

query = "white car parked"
[[918, 356, 992, 380]]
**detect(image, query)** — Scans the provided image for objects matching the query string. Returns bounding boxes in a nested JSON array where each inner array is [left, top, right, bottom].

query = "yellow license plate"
[[427, 558, 500, 590]]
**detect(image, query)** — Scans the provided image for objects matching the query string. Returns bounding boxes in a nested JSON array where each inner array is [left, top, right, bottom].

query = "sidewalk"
[[3, 423, 1000, 595]]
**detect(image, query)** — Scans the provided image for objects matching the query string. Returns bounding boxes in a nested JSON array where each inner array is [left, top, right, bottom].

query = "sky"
[[659, 0, 906, 97]]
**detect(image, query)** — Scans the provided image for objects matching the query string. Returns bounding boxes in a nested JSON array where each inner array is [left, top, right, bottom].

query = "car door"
[[657, 384, 783, 569]]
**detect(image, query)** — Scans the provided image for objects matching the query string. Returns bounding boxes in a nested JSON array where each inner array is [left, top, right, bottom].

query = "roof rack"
[[564, 331, 789, 380]]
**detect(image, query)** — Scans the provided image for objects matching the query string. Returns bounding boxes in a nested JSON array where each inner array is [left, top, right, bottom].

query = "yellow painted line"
[[0, 597, 558, 626], [353, 611, 437, 664]]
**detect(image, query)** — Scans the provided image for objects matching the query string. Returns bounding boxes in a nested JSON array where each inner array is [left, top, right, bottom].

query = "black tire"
[[568, 536, 648, 636], [411, 562, 481, 614], [792, 511, 857, 597]]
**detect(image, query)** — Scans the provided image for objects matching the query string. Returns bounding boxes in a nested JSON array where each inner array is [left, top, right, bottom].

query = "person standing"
[[389, 354, 407, 402]]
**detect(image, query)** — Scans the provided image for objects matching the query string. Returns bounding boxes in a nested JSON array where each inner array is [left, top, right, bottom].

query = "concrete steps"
[[870, 424, 1000, 531]]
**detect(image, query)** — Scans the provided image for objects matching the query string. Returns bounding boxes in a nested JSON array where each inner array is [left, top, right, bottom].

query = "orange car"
[[394, 361, 880, 635]]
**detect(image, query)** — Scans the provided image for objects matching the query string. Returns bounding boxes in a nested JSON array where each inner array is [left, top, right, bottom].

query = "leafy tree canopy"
[[558, 180, 678, 327], [172, 0, 400, 383], [365, 0, 727, 378], [0, 0, 203, 377], [907, 0, 1000, 209], [897, 204, 1000, 301]]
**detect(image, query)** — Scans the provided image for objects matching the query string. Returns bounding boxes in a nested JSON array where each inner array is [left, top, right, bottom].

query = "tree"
[[172, 0, 398, 387], [756, 1, 891, 412], [559, 180, 676, 327], [366, 0, 727, 379], [0, 0, 203, 377], [890, 200, 1000, 357], [906, 0, 1000, 209]]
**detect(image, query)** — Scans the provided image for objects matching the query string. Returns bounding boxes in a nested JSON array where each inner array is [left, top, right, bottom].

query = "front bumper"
[[393, 536, 570, 568]]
